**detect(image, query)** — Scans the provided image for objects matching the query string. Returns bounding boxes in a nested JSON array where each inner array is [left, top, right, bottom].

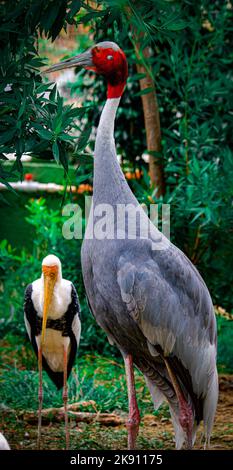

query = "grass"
[[1, 333, 233, 450], [0, 334, 161, 416], [0, 334, 172, 450], [1, 411, 169, 450]]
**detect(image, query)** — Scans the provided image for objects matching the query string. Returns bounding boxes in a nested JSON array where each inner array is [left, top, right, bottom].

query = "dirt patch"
[[2, 375, 233, 450]]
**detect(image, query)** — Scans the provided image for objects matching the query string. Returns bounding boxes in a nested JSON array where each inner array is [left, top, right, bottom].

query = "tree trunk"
[[135, 45, 165, 197]]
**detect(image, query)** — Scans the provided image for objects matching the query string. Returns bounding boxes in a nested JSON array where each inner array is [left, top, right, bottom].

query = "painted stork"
[[24, 254, 81, 449], [45, 42, 218, 450]]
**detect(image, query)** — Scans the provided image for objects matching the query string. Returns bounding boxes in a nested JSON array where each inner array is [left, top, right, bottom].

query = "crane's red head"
[[45, 41, 128, 99]]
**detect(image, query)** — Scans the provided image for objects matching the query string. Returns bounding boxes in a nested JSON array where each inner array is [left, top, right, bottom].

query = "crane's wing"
[[117, 242, 217, 399]]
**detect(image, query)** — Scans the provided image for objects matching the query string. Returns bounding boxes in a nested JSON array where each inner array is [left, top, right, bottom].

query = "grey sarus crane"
[[24, 255, 81, 449], [46, 42, 218, 450]]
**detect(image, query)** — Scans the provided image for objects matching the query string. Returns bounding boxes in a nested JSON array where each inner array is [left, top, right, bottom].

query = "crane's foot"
[[123, 354, 141, 450], [126, 410, 140, 450], [178, 396, 193, 450], [163, 357, 194, 450]]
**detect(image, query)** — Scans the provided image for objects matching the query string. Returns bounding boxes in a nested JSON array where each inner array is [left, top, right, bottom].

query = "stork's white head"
[[41, 254, 62, 345], [42, 254, 62, 276]]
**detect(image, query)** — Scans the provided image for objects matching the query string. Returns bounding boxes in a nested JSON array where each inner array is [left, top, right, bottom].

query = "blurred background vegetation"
[[0, 0, 233, 426]]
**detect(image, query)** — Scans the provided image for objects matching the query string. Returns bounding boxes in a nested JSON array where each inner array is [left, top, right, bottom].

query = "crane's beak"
[[44, 49, 93, 73], [41, 265, 58, 346]]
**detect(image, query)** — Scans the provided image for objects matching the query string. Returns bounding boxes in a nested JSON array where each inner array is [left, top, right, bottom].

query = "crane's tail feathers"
[[203, 367, 218, 449], [169, 407, 185, 449], [169, 366, 218, 450], [145, 376, 199, 449], [144, 377, 165, 410], [169, 407, 199, 449], [145, 377, 192, 449]]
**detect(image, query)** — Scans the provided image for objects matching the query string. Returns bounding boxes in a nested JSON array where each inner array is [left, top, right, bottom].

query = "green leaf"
[[0, 129, 16, 145], [18, 99, 26, 119], [35, 128, 53, 141], [128, 72, 147, 82], [50, 2, 68, 41], [52, 141, 60, 164], [58, 146, 68, 173], [165, 20, 189, 31], [41, 2, 60, 34], [59, 133, 77, 142], [135, 87, 154, 96], [76, 126, 92, 151], [68, 0, 81, 19], [36, 83, 53, 94], [49, 85, 57, 102], [73, 153, 93, 165]]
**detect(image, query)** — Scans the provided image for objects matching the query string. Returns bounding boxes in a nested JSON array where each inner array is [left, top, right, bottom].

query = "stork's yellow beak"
[[41, 265, 58, 346]]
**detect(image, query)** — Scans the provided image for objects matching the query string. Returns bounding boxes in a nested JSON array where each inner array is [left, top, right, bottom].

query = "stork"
[[24, 254, 81, 449], [45, 42, 218, 450]]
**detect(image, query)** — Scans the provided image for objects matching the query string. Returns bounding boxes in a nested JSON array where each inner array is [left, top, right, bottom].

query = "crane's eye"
[[107, 55, 113, 60]]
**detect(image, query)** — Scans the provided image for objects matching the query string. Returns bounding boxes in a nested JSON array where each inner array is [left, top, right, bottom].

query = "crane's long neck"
[[93, 98, 136, 206]]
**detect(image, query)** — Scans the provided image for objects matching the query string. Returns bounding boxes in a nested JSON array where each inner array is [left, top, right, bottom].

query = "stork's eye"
[[107, 55, 113, 60]]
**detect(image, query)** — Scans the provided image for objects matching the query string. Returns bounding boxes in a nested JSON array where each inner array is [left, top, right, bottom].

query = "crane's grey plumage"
[[81, 95, 218, 448], [47, 40, 218, 449]]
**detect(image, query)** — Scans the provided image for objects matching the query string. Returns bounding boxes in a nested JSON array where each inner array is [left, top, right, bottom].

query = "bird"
[[0, 432, 10, 450], [45, 42, 218, 450], [24, 254, 81, 449]]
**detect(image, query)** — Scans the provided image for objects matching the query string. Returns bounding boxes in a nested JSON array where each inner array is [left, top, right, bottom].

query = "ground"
[[2, 375, 233, 450]]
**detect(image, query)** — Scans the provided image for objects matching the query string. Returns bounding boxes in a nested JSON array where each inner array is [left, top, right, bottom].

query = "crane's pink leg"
[[37, 347, 43, 450], [164, 358, 193, 449], [123, 354, 140, 450], [63, 347, 69, 450]]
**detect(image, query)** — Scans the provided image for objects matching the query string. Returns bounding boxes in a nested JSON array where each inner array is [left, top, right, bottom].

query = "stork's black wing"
[[24, 283, 38, 345], [65, 283, 81, 382]]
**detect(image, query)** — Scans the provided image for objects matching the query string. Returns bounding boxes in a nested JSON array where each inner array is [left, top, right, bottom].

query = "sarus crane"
[[45, 42, 218, 450], [24, 254, 81, 449]]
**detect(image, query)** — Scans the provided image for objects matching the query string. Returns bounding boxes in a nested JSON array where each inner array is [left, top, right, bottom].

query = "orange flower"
[[77, 184, 93, 194], [125, 169, 142, 180], [135, 169, 142, 179]]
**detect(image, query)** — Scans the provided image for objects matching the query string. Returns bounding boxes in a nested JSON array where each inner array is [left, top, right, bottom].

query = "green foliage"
[[69, 0, 233, 309], [0, 0, 232, 383], [0, 347, 156, 415], [0, 197, 232, 374], [217, 317, 233, 373], [0, 0, 90, 186]]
